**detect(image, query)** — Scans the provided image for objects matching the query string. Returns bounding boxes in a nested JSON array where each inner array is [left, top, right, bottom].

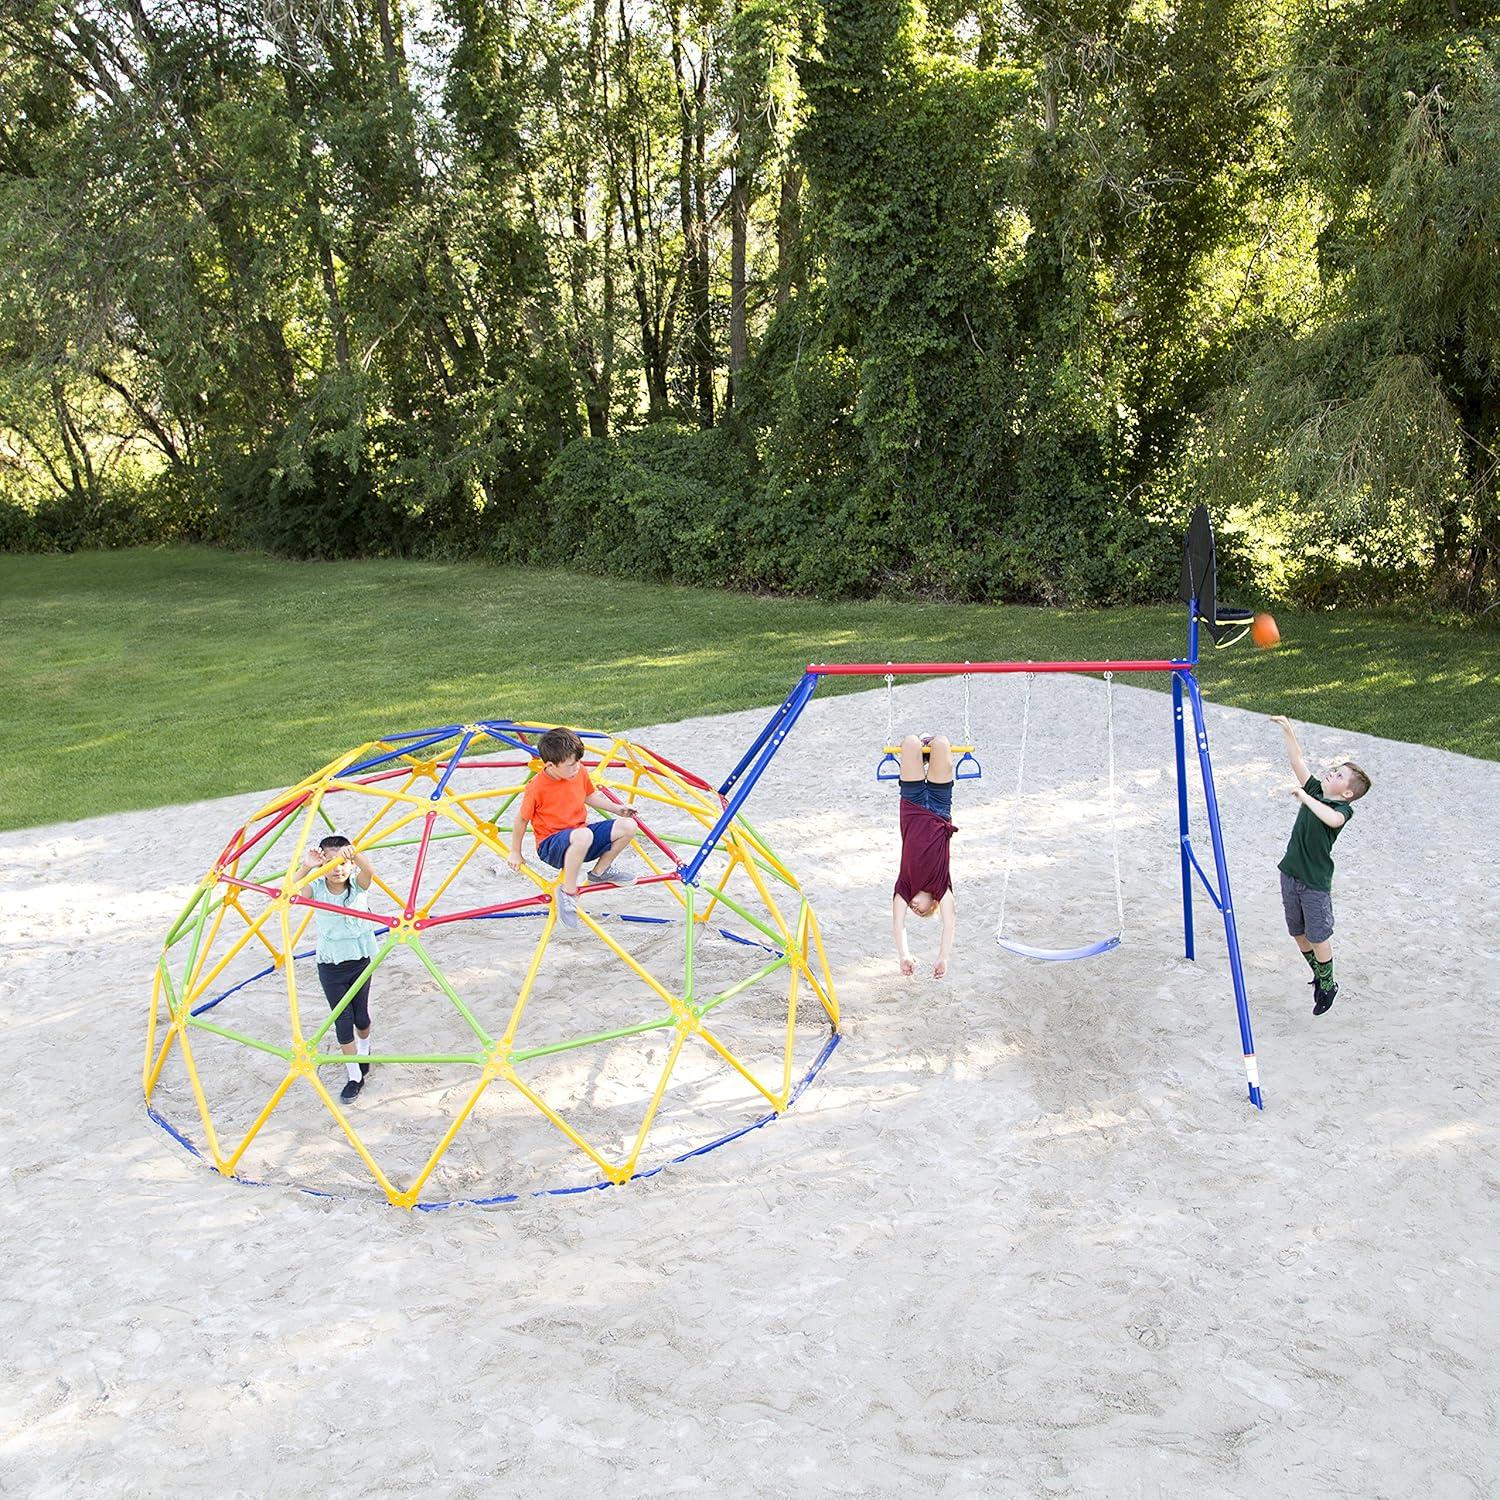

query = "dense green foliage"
[[2, 1, 1498, 609], [2, 547, 1495, 831]]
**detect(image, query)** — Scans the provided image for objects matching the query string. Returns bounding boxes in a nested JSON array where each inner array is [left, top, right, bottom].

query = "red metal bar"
[[405, 811, 437, 918], [220, 876, 388, 925], [638, 744, 717, 795], [807, 659, 1190, 677], [219, 792, 311, 865]]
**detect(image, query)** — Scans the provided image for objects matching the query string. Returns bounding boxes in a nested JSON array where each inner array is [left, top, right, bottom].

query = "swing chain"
[[884, 667, 895, 743], [962, 665, 973, 747]]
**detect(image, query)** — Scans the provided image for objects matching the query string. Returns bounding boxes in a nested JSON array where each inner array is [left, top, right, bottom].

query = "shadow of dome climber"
[[145, 721, 841, 1209]]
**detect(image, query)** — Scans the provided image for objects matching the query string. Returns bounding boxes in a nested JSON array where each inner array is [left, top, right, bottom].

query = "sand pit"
[[2, 675, 1498, 1495]]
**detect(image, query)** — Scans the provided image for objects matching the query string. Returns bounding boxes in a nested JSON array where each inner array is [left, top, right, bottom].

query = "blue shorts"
[[898, 778, 953, 819], [537, 820, 616, 869]]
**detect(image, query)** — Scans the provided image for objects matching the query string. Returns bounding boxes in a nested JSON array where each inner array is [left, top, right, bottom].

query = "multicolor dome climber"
[[144, 721, 841, 1208]]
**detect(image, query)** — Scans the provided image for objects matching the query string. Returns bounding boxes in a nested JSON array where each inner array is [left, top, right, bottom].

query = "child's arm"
[[507, 813, 529, 870], [348, 846, 375, 891], [585, 790, 637, 819], [1270, 715, 1311, 785], [934, 892, 956, 979], [1290, 786, 1347, 829], [891, 897, 915, 977]]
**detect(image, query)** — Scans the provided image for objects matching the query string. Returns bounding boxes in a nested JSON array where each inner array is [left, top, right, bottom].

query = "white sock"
[[356, 1037, 370, 1056], [346, 1060, 361, 1081]]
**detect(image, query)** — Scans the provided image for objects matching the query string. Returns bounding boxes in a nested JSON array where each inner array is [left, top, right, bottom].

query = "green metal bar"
[[176, 890, 213, 1001], [731, 812, 800, 888], [185, 1016, 294, 1059], [694, 880, 787, 950], [243, 802, 302, 880], [509, 1014, 677, 1064], [695, 955, 790, 1018], [164, 883, 211, 946], [407, 934, 494, 1047], [304, 937, 397, 1049], [364, 827, 474, 851], [309, 1050, 485, 1067], [157, 955, 184, 1021]]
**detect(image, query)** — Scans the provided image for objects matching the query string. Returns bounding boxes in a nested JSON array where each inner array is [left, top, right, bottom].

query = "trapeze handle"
[[954, 751, 982, 780], [875, 752, 902, 781]]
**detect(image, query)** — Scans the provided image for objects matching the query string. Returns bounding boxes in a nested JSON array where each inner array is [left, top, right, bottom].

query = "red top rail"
[[806, 659, 1191, 677]]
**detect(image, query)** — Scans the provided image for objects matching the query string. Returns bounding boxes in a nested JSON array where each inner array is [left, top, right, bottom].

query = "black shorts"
[[318, 959, 373, 1045]]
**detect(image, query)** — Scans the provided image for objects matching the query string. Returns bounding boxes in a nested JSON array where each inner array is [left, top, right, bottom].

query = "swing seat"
[[875, 745, 982, 781], [996, 933, 1122, 962]]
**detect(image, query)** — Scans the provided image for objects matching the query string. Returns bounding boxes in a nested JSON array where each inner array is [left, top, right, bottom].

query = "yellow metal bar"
[[579, 906, 682, 1011], [696, 1024, 783, 1110], [398, 1070, 495, 1205], [619, 1024, 691, 1175], [222, 1068, 297, 1174], [805, 904, 840, 1027], [173, 1022, 228, 1168], [304, 1068, 404, 1204], [500, 903, 559, 1047], [504, 1071, 618, 1178], [186, 898, 281, 1004]]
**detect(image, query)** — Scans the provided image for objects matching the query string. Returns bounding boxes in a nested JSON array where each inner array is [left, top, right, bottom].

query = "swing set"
[[681, 505, 1266, 1109]]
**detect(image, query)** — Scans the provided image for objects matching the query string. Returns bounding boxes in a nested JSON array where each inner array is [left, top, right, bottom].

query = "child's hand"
[[899, 955, 915, 977], [1270, 715, 1292, 730], [506, 852, 523, 872], [932, 958, 948, 979]]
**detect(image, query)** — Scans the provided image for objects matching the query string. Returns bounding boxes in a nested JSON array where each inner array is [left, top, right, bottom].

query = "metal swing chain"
[[1104, 672, 1125, 938], [885, 668, 896, 743], [962, 666, 973, 747], [994, 670, 1034, 942]]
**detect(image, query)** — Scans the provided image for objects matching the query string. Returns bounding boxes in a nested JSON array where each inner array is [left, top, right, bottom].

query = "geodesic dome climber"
[[144, 722, 841, 1208]]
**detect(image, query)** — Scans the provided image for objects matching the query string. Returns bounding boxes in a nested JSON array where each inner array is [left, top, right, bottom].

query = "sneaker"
[[591, 854, 645, 885], [556, 890, 581, 929], [340, 1076, 364, 1102], [1312, 981, 1338, 1016]]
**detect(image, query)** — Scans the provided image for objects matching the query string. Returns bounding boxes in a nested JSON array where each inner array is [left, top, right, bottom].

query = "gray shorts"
[[1280, 871, 1334, 944]]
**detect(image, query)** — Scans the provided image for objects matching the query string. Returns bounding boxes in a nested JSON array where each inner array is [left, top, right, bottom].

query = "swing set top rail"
[[807, 658, 1190, 677]]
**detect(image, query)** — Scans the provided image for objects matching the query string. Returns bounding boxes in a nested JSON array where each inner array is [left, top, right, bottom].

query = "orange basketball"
[[1251, 612, 1280, 649]]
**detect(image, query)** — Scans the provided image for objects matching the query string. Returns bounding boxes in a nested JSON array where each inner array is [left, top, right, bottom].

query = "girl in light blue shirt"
[[301, 835, 380, 1102]]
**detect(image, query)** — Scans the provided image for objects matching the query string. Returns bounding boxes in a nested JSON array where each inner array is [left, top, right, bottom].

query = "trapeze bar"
[[806, 659, 1191, 677]]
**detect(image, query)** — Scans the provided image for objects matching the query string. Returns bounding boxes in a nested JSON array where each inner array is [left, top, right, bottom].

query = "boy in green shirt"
[[1271, 715, 1372, 1016]]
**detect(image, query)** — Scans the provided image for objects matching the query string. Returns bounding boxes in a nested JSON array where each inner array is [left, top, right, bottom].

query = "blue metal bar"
[[1184, 672, 1263, 1109], [430, 728, 476, 799], [1183, 840, 1225, 911], [342, 728, 461, 778], [685, 672, 820, 885], [720, 677, 810, 797], [1173, 671, 1195, 959]]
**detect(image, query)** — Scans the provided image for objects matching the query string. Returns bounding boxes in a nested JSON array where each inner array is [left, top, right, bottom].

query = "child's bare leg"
[[898, 734, 926, 780], [1311, 939, 1333, 963], [927, 735, 954, 782], [589, 819, 640, 878], [561, 828, 593, 895]]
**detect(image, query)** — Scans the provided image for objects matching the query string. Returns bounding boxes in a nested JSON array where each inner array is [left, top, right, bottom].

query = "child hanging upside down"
[[892, 734, 958, 979]]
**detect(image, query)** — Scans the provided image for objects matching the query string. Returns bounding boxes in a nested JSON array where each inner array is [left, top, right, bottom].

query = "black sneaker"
[[340, 1076, 364, 1102], [1312, 982, 1338, 1016]]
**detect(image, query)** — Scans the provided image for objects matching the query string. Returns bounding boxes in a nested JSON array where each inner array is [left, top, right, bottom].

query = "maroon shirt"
[[894, 800, 956, 904]]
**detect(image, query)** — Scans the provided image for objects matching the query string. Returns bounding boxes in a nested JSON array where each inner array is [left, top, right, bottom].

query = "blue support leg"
[[684, 673, 820, 887], [1185, 674, 1264, 1109], [719, 677, 810, 798], [1173, 672, 1194, 961]]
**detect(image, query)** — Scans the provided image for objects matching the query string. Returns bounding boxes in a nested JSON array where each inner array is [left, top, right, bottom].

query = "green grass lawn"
[[1, 547, 1496, 831]]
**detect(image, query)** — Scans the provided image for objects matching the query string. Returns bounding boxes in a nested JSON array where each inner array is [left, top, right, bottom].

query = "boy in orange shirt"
[[507, 727, 643, 928]]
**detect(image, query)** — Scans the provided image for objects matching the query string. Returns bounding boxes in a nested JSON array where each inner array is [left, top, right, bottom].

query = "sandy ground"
[[2, 674, 1498, 1498]]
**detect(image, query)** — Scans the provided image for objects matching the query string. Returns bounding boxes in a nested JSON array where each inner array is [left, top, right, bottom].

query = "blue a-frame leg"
[[1173, 610, 1263, 1108]]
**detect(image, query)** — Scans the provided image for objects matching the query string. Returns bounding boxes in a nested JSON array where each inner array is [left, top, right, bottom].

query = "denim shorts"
[[898, 778, 954, 820], [1280, 870, 1334, 943], [537, 820, 615, 869]]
